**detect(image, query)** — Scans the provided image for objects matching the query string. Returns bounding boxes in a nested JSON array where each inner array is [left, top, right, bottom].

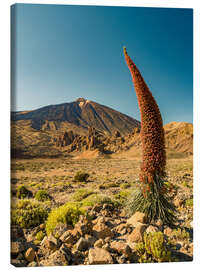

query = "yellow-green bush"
[[173, 228, 190, 240], [35, 190, 50, 201], [81, 194, 114, 207], [120, 183, 131, 189], [114, 190, 132, 204], [134, 232, 172, 263], [45, 202, 85, 235], [16, 185, 32, 199], [35, 230, 45, 241], [185, 199, 193, 207], [73, 171, 89, 182], [11, 199, 48, 228], [72, 189, 95, 201]]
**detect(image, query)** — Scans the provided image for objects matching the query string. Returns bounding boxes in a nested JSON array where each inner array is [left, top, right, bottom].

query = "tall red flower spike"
[[123, 47, 166, 189]]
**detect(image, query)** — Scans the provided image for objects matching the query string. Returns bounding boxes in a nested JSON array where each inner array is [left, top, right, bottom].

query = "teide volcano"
[[12, 98, 140, 136]]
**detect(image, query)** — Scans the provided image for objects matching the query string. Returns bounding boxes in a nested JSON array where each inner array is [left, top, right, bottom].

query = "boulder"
[[74, 216, 93, 236], [127, 222, 148, 243], [127, 212, 148, 226], [94, 239, 105, 248], [88, 248, 113, 264], [44, 234, 60, 251], [92, 222, 114, 239], [75, 237, 90, 251], [145, 225, 159, 233], [40, 245, 71, 266], [110, 241, 132, 256], [25, 247, 35, 262], [11, 259, 27, 267], [60, 230, 77, 246], [11, 241, 25, 256]]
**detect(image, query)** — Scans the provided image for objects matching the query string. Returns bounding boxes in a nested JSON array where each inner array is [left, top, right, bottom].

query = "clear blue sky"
[[11, 4, 193, 124]]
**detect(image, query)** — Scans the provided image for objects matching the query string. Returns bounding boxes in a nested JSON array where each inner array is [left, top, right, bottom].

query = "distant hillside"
[[11, 99, 193, 159], [164, 122, 193, 156], [12, 98, 140, 136]]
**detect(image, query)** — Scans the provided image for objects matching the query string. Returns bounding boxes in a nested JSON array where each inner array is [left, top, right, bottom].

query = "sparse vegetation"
[[46, 202, 85, 235], [73, 171, 90, 182], [134, 232, 173, 263], [185, 199, 193, 207], [72, 188, 95, 201], [11, 199, 49, 228], [16, 185, 32, 199], [35, 190, 50, 201], [81, 193, 114, 207], [35, 230, 45, 241], [173, 228, 190, 241], [114, 189, 132, 204]]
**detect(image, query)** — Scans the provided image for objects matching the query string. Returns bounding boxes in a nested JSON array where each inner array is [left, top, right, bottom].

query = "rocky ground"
[[10, 155, 193, 266]]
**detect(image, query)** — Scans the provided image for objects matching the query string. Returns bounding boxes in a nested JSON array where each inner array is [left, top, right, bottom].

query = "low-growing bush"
[[120, 183, 131, 189], [81, 194, 114, 207], [173, 228, 190, 240], [72, 189, 95, 201], [11, 199, 48, 228], [73, 171, 89, 182], [35, 190, 50, 201], [134, 232, 173, 263], [16, 185, 32, 199], [35, 230, 45, 241], [46, 202, 85, 235], [185, 199, 193, 207], [114, 190, 132, 205]]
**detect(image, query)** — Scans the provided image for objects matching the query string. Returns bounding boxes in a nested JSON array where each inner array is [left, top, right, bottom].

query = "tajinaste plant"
[[123, 47, 176, 226]]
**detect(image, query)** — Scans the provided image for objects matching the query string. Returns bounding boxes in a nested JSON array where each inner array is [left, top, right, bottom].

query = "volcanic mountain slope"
[[11, 99, 193, 158], [12, 98, 140, 136]]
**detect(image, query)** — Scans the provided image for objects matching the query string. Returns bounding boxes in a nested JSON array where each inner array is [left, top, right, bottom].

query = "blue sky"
[[11, 4, 193, 124]]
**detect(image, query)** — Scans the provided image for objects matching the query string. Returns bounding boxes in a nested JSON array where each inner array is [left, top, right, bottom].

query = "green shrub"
[[35, 190, 50, 201], [72, 189, 94, 201], [14, 164, 25, 171], [134, 232, 172, 263], [16, 185, 32, 199], [11, 200, 48, 229], [81, 194, 114, 207], [120, 183, 131, 189], [35, 230, 45, 241], [73, 171, 89, 182], [114, 190, 132, 204], [46, 202, 85, 235], [185, 199, 193, 207], [173, 228, 190, 240]]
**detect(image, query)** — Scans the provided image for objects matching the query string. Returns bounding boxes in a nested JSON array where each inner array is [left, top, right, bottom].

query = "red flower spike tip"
[[123, 47, 166, 191]]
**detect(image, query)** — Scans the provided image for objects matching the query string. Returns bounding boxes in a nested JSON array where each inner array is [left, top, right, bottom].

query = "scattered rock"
[[40, 245, 71, 266], [25, 247, 35, 262], [74, 216, 93, 236], [93, 222, 114, 239], [75, 237, 90, 251], [127, 223, 148, 243], [115, 223, 132, 235], [88, 248, 113, 264], [127, 212, 148, 226], [45, 234, 60, 251], [27, 261, 38, 267], [174, 199, 184, 207], [60, 230, 76, 246], [94, 239, 105, 248], [11, 259, 27, 267], [145, 225, 159, 233], [110, 241, 132, 256], [164, 227, 174, 237], [11, 226, 24, 241], [11, 241, 25, 256]]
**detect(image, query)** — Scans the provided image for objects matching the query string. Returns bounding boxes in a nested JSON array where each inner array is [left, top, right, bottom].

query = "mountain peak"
[[76, 98, 87, 103]]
